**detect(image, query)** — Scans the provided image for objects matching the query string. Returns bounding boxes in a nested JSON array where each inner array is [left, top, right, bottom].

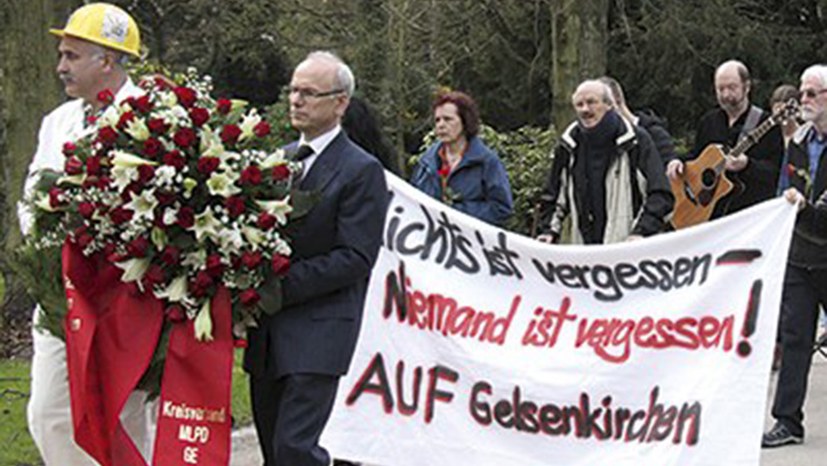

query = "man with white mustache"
[[666, 60, 784, 219]]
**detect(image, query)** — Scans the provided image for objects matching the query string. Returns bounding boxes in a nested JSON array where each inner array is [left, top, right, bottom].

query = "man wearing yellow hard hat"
[[19, 3, 152, 464]]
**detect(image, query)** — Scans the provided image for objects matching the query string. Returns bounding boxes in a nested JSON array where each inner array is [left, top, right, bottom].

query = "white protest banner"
[[321, 173, 797, 466]]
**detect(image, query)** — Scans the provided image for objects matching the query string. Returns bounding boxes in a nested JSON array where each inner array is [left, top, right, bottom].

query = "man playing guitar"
[[667, 60, 784, 221]]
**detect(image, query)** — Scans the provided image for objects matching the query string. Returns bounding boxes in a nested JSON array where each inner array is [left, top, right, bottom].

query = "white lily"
[[239, 110, 262, 141], [162, 206, 179, 226], [97, 105, 120, 128], [182, 249, 207, 269], [219, 225, 244, 254], [155, 275, 188, 302], [194, 299, 214, 341], [57, 174, 86, 186], [255, 197, 293, 225], [124, 189, 159, 223], [183, 178, 198, 199], [33, 193, 59, 212], [112, 150, 158, 168], [260, 149, 287, 169], [150, 226, 167, 250], [112, 165, 139, 192], [191, 208, 222, 242], [200, 126, 225, 158], [159, 91, 178, 109], [242, 225, 266, 248], [153, 165, 177, 186], [115, 258, 151, 290], [206, 171, 241, 198], [125, 117, 150, 141]]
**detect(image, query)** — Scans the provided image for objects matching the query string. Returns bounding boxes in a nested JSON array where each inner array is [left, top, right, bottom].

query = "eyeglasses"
[[289, 87, 345, 100], [798, 88, 827, 100]]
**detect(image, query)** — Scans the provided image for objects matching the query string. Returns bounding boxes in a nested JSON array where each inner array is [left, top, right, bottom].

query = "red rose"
[[271, 164, 290, 181], [62, 142, 77, 156], [85, 156, 102, 176], [86, 115, 98, 126], [156, 191, 176, 206], [254, 121, 271, 138], [173, 86, 198, 108], [206, 254, 225, 278], [65, 156, 84, 175], [148, 118, 169, 135], [142, 138, 163, 158], [257, 211, 277, 230], [126, 237, 150, 258], [189, 107, 210, 127], [159, 245, 181, 266], [216, 98, 232, 115], [137, 164, 155, 184], [77, 202, 95, 218], [133, 95, 153, 114], [165, 304, 186, 323], [240, 165, 262, 185], [95, 176, 112, 189], [97, 89, 114, 105], [117, 111, 136, 130], [220, 124, 242, 145], [437, 163, 450, 178], [177, 206, 195, 228], [241, 250, 263, 269], [225, 195, 246, 217], [197, 156, 220, 174], [48, 187, 64, 208], [155, 77, 172, 90], [97, 126, 119, 146], [271, 254, 290, 276], [110, 206, 134, 225], [173, 127, 197, 148], [142, 264, 166, 288], [239, 288, 260, 306], [786, 163, 797, 178], [194, 270, 214, 289], [163, 150, 187, 170], [76, 231, 94, 249]]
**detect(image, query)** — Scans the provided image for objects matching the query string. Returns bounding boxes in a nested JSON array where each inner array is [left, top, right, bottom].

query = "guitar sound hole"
[[701, 169, 717, 189]]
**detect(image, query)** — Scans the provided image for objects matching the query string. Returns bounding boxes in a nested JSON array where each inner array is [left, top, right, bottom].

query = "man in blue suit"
[[244, 51, 389, 465]]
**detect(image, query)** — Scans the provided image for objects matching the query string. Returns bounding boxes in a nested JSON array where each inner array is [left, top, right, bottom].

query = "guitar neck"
[[729, 113, 778, 158]]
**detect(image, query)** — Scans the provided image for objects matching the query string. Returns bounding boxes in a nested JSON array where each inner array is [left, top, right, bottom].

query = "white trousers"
[[27, 309, 156, 465]]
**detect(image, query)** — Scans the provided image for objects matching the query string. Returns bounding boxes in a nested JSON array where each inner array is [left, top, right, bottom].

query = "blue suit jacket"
[[244, 132, 389, 378]]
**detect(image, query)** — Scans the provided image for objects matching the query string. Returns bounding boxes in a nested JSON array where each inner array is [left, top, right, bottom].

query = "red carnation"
[[126, 236, 150, 258], [159, 245, 181, 266], [225, 195, 246, 217], [257, 211, 277, 230], [206, 254, 225, 278], [173, 127, 197, 148], [254, 121, 271, 138], [241, 250, 263, 269], [148, 118, 169, 135], [86, 156, 102, 176], [137, 164, 155, 184], [117, 111, 136, 130], [240, 165, 262, 185], [189, 107, 210, 127], [97, 89, 114, 105], [142, 138, 163, 158], [197, 156, 220, 174], [177, 206, 195, 228], [216, 98, 232, 115], [110, 207, 134, 225], [220, 124, 242, 145], [271, 164, 290, 181], [194, 270, 214, 289], [271, 254, 290, 276], [165, 305, 186, 323], [97, 126, 119, 146], [239, 288, 261, 307], [162, 150, 187, 170], [48, 187, 64, 208], [65, 156, 84, 175], [173, 86, 198, 108], [133, 95, 153, 114], [77, 202, 95, 218], [62, 142, 77, 156]]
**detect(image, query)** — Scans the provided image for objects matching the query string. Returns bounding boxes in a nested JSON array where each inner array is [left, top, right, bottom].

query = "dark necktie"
[[294, 145, 314, 161]]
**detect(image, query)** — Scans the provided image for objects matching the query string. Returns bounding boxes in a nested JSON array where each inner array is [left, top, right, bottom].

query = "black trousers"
[[771, 264, 827, 436], [250, 373, 340, 466]]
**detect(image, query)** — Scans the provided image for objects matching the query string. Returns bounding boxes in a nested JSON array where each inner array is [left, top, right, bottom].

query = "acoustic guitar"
[[670, 100, 798, 229]]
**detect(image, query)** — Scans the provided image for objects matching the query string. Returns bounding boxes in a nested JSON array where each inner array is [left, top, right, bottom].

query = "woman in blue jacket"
[[410, 91, 514, 226]]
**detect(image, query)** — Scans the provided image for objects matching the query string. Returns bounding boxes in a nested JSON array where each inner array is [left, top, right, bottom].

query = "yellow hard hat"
[[50, 3, 141, 57]]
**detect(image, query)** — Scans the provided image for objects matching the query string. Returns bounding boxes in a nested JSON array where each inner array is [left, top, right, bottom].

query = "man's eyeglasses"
[[289, 87, 345, 100], [798, 88, 827, 100]]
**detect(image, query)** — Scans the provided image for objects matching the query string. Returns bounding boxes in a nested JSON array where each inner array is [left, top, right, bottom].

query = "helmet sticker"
[[100, 7, 129, 44]]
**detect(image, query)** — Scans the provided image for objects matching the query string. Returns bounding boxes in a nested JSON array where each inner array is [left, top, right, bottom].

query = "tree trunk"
[[0, 0, 80, 321], [550, 0, 609, 131]]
